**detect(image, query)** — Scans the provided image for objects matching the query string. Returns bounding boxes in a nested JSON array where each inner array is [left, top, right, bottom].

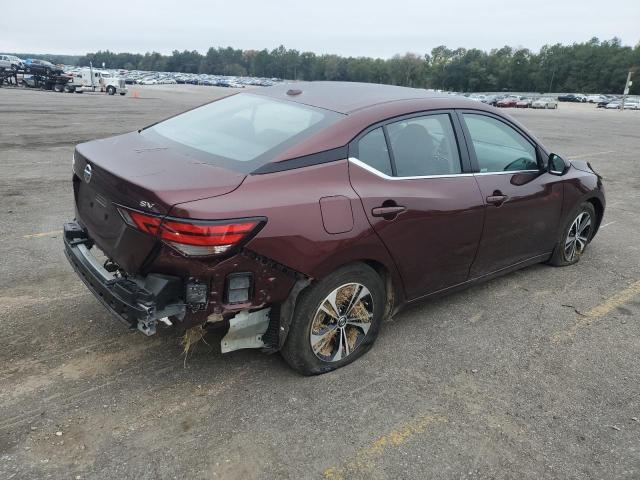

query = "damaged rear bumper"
[[63, 221, 186, 335]]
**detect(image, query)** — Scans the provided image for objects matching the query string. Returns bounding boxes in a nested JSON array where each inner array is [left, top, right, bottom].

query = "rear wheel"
[[107, 86, 116, 95], [549, 202, 596, 266], [281, 263, 385, 375]]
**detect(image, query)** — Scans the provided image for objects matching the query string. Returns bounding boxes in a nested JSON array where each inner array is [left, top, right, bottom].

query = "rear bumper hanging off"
[[63, 221, 186, 335]]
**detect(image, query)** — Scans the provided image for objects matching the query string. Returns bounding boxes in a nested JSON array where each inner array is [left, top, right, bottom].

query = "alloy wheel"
[[309, 283, 374, 362], [564, 212, 592, 262]]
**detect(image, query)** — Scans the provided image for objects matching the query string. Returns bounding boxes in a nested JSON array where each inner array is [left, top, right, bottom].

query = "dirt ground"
[[1, 85, 639, 480]]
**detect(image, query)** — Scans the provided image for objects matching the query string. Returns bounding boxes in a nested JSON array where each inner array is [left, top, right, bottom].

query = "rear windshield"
[[143, 93, 343, 173]]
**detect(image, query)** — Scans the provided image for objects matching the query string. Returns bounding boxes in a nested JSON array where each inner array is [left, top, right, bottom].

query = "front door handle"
[[371, 205, 407, 218], [486, 194, 508, 206]]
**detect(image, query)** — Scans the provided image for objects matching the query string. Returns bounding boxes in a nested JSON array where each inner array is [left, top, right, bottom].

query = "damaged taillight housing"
[[118, 207, 266, 257]]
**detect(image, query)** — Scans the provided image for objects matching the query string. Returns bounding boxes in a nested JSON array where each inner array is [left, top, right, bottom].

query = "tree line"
[[8, 37, 640, 94]]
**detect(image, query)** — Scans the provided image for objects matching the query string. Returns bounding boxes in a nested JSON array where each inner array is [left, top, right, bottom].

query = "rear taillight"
[[118, 207, 264, 257]]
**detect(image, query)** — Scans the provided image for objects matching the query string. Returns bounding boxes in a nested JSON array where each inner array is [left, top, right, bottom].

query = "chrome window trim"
[[349, 157, 473, 179], [475, 169, 541, 176], [349, 157, 540, 180]]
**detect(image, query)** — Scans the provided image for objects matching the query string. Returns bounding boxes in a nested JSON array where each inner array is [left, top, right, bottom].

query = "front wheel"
[[107, 86, 116, 95], [548, 202, 596, 266], [281, 263, 385, 375]]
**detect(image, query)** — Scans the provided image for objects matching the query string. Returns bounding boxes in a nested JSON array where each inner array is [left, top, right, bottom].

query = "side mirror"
[[548, 153, 568, 176]]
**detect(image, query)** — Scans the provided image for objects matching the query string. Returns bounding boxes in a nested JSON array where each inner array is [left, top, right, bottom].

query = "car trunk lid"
[[73, 132, 246, 273]]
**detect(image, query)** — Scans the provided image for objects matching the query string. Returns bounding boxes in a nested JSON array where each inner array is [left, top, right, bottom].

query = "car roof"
[[251, 82, 529, 163], [251, 81, 449, 114]]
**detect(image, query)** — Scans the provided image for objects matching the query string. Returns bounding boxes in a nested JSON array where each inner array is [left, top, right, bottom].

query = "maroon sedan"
[[497, 96, 520, 108], [64, 82, 605, 374]]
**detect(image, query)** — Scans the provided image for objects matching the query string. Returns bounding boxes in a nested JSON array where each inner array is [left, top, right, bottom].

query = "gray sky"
[[2, 0, 638, 57]]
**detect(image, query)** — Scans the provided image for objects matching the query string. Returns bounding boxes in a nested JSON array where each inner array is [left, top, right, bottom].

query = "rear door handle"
[[486, 195, 508, 206], [371, 205, 407, 217]]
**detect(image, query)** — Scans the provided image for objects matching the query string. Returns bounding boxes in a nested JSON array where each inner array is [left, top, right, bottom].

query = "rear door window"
[[387, 114, 462, 177]]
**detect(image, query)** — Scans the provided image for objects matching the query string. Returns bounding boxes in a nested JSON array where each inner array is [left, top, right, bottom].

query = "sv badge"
[[139, 200, 156, 209]]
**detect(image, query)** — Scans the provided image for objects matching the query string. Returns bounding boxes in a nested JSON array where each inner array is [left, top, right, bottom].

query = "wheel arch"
[[276, 257, 401, 351], [585, 195, 604, 237]]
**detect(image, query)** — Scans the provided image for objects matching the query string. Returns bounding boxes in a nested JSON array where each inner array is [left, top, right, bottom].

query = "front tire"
[[281, 263, 385, 375], [107, 86, 116, 95], [549, 202, 596, 266]]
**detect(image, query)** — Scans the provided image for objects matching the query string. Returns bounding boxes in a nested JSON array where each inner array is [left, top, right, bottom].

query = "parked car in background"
[[531, 97, 558, 109], [483, 95, 500, 105], [586, 95, 607, 103], [469, 94, 487, 102], [0, 54, 24, 71], [497, 96, 520, 107], [64, 82, 605, 374], [558, 93, 586, 103], [602, 100, 639, 110], [516, 98, 532, 108]]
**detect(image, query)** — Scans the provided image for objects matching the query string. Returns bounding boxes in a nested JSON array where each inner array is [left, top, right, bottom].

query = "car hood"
[[570, 159, 599, 176]]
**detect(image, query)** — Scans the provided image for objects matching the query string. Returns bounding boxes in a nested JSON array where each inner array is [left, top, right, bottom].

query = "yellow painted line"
[[22, 230, 62, 239], [553, 280, 640, 342], [323, 414, 447, 479]]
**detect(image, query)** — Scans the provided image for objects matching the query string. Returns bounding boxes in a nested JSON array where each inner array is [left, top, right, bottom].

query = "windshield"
[[144, 93, 343, 172]]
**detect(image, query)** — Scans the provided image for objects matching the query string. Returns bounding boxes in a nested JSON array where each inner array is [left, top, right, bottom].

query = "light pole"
[[620, 71, 633, 111]]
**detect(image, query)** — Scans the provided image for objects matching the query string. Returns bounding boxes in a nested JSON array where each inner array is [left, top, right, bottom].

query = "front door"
[[458, 112, 563, 277], [348, 112, 485, 300]]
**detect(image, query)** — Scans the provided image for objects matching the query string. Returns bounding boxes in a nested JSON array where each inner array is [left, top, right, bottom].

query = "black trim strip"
[[382, 125, 398, 176], [251, 146, 349, 174]]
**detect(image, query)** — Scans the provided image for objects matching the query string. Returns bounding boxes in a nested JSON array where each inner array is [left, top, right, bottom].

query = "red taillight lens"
[[119, 208, 263, 256], [128, 210, 162, 235]]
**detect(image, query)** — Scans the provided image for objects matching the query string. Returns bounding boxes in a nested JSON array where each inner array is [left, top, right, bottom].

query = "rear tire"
[[548, 202, 596, 266], [281, 263, 385, 375], [107, 86, 115, 95]]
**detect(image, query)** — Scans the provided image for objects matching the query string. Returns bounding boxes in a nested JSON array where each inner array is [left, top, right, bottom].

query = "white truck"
[[68, 68, 127, 95]]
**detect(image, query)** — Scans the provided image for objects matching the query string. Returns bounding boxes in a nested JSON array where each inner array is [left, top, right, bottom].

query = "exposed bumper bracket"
[[221, 308, 270, 353]]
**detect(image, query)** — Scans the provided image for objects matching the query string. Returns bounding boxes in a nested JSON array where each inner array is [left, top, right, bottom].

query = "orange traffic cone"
[[132, 90, 139, 99]]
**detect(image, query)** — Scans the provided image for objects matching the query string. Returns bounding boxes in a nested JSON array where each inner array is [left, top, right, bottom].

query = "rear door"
[[348, 111, 485, 300], [458, 111, 563, 277]]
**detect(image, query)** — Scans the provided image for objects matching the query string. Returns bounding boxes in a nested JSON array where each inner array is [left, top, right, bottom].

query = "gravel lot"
[[1, 85, 639, 480]]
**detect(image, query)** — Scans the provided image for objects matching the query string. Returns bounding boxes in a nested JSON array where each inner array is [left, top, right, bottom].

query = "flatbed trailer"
[[0, 67, 72, 91]]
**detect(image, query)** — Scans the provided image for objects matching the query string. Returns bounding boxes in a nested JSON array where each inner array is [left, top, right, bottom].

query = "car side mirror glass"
[[548, 153, 568, 175]]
